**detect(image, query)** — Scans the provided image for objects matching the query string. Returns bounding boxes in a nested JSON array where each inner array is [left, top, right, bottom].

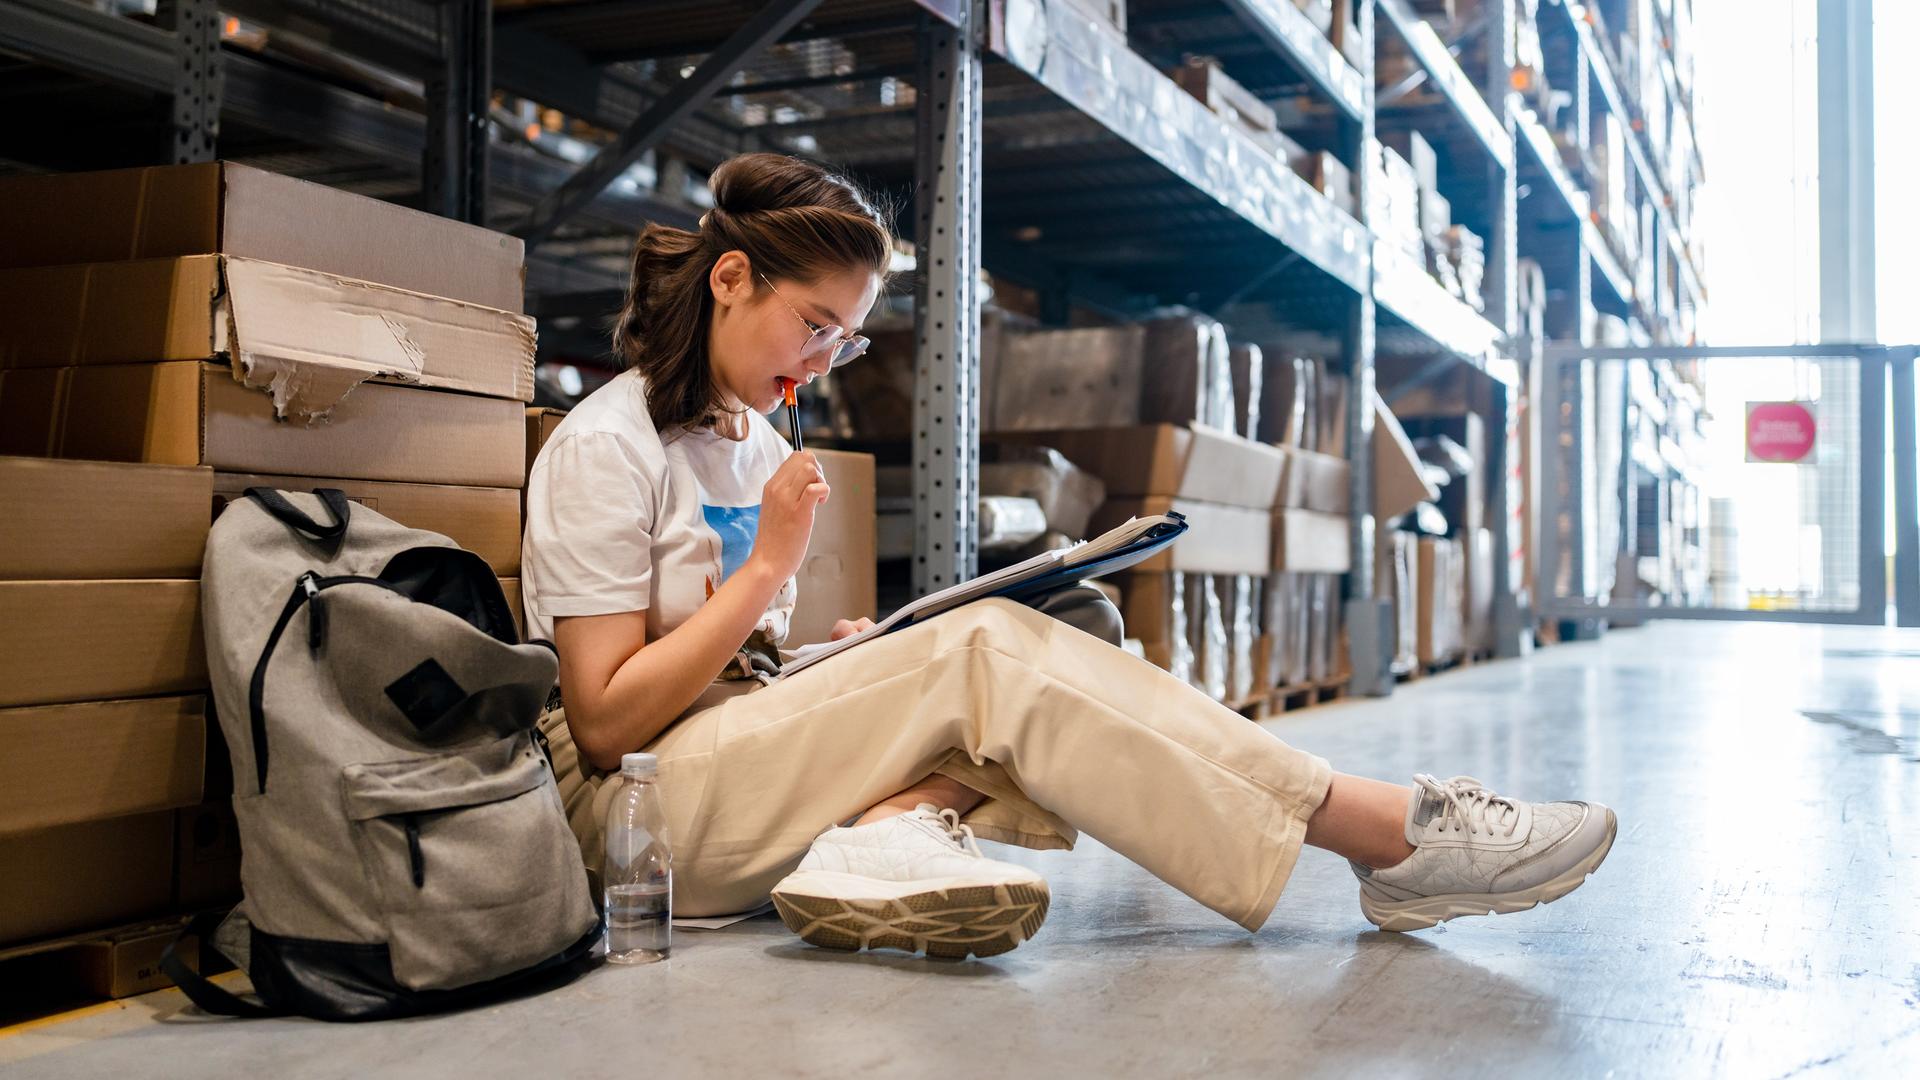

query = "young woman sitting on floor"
[[522, 152, 1617, 958]]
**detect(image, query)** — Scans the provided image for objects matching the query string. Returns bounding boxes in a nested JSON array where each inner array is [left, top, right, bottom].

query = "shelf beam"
[[1373, 0, 1511, 170], [990, 0, 1371, 294], [1220, 0, 1367, 121]]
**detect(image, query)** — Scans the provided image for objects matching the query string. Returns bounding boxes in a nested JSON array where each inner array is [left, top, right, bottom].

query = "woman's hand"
[[748, 450, 829, 583], [829, 617, 876, 641]]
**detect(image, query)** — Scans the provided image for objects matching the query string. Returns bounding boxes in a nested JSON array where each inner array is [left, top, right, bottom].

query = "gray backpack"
[[165, 488, 600, 1021]]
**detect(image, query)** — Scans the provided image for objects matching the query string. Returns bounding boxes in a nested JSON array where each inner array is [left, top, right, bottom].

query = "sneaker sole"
[[771, 871, 1050, 960], [1360, 807, 1618, 932]]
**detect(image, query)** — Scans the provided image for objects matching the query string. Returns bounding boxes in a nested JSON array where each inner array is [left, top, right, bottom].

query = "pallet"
[[1226, 672, 1351, 720], [0, 912, 231, 1026]]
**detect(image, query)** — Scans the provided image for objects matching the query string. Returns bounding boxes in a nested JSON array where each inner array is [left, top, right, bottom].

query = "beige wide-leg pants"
[[540, 598, 1333, 931]]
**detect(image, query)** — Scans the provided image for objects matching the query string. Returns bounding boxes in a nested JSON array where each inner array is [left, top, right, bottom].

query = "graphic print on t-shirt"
[[700, 503, 761, 587]]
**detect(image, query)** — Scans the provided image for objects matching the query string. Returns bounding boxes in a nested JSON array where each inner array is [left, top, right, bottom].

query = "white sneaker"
[[1351, 774, 1618, 932], [770, 804, 1050, 959]]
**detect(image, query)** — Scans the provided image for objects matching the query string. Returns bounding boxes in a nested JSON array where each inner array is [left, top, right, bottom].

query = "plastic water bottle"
[[604, 752, 671, 964]]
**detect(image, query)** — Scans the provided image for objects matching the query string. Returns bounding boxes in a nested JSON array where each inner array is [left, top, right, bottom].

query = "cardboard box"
[[211, 474, 522, 576], [0, 161, 525, 311], [1401, 412, 1487, 536], [174, 802, 243, 910], [1273, 509, 1353, 573], [526, 407, 568, 476], [0, 362, 527, 488], [1382, 130, 1440, 201], [1331, 0, 1367, 67], [1462, 524, 1495, 654], [1376, 528, 1419, 674], [501, 578, 523, 639], [1373, 392, 1440, 522], [1276, 448, 1352, 513], [1299, 151, 1358, 217], [1171, 58, 1279, 135], [1140, 315, 1234, 431], [0, 580, 205, 708], [989, 325, 1144, 432], [1317, 365, 1350, 458], [1, 696, 206, 834], [0, 812, 175, 946], [1090, 497, 1271, 575], [0, 457, 211, 579], [76, 921, 198, 999], [0, 256, 535, 418], [1258, 353, 1313, 448], [788, 450, 878, 647], [1006, 424, 1286, 511], [1114, 571, 1181, 645], [1417, 537, 1465, 665]]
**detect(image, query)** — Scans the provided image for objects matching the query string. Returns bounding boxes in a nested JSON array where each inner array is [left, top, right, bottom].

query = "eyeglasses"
[[758, 272, 870, 369]]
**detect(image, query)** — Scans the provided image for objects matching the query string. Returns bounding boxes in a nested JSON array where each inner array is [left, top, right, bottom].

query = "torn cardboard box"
[[212, 474, 523, 576], [0, 580, 206, 708], [0, 255, 535, 420], [1, 696, 206, 835], [0, 457, 211, 579], [0, 362, 527, 488], [0, 161, 525, 311], [1004, 424, 1286, 511]]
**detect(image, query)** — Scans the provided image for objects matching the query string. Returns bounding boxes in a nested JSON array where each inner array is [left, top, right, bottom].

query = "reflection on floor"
[[5, 622, 1918, 1077]]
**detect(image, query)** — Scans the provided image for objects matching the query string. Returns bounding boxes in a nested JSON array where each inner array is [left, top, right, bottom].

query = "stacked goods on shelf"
[[1168, 56, 1308, 166], [1294, 0, 1335, 36], [1381, 130, 1488, 312], [1370, 143, 1425, 263], [0, 161, 536, 982], [1296, 150, 1357, 217]]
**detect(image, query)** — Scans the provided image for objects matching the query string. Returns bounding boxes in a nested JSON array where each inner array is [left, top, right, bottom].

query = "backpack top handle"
[[246, 487, 353, 553]]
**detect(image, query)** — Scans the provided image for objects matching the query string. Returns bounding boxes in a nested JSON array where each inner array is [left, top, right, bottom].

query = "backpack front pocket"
[[342, 735, 597, 991]]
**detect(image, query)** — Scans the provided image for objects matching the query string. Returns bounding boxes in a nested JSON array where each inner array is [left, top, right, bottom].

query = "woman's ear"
[[710, 250, 753, 308]]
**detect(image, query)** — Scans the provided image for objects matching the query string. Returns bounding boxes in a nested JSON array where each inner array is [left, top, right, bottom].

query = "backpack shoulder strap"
[[245, 487, 352, 553], [162, 912, 283, 1019]]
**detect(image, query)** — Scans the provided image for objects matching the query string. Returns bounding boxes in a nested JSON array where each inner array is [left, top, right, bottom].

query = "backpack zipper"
[[246, 573, 413, 793], [404, 814, 426, 887]]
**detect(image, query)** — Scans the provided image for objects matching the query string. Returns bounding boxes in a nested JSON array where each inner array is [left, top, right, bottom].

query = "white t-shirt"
[[521, 369, 795, 648]]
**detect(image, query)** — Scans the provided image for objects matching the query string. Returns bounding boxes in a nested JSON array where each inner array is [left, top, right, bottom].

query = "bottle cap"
[[620, 752, 658, 777]]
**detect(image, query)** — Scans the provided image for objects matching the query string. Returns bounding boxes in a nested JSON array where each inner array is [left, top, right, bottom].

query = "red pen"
[[779, 377, 804, 452]]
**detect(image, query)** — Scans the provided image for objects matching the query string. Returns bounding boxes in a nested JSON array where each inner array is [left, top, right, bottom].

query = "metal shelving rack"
[[0, 0, 1706, 691]]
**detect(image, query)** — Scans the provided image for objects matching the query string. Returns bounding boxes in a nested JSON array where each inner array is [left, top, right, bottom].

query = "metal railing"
[[1535, 344, 1919, 627]]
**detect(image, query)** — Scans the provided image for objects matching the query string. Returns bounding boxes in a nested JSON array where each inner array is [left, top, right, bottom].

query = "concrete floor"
[[4, 621, 1918, 1078]]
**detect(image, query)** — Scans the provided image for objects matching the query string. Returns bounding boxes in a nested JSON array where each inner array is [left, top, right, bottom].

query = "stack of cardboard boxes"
[[0, 161, 537, 984]]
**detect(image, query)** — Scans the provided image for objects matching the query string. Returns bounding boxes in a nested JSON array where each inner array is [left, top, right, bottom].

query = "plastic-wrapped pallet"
[[1229, 344, 1264, 441], [977, 496, 1048, 552], [1166, 572, 1195, 685], [1258, 353, 1311, 448], [1225, 575, 1257, 704], [980, 444, 1107, 539], [1185, 574, 1228, 702]]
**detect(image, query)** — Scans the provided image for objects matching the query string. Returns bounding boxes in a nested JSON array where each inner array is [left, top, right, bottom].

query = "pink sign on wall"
[[1746, 401, 1818, 463]]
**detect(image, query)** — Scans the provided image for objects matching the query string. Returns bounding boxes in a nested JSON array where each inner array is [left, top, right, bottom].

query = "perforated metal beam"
[[424, 0, 491, 223], [156, 0, 223, 163], [911, 3, 982, 595], [511, 0, 826, 248]]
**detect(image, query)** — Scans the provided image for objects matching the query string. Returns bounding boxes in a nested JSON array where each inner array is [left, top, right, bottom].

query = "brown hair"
[[613, 153, 894, 432]]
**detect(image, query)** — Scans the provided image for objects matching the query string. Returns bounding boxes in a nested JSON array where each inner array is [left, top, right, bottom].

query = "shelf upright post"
[[1345, 0, 1393, 697], [426, 0, 492, 224], [1486, 0, 1524, 657], [156, 0, 221, 164], [911, 2, 983, 596]]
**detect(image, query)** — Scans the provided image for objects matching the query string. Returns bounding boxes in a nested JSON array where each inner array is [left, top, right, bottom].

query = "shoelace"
[[1413, 774, 1521, 839], [912, 805, 984, 857]]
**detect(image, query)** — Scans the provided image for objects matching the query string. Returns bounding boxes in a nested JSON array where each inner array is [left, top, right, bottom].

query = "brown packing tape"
[[0, 580, 206, 708], [0, 812, 176, 947], [0, 696, 207, 834], [211, 473, 523, 576], [0, 457, 212, 579]]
